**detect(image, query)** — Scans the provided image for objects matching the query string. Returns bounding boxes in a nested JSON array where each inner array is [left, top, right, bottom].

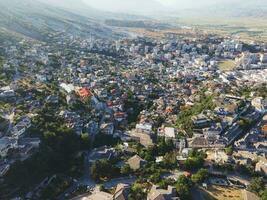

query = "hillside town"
[[0, 28, 267, 200]]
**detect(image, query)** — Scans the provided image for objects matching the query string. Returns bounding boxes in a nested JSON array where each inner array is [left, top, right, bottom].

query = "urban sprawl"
[[0, 30, 267, 200]]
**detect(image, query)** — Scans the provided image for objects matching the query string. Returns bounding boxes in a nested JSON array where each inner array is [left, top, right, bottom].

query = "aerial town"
[[0, 25, 266, 200]]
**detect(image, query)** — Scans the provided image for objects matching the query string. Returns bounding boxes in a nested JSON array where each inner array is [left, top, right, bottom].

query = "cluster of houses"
[[72, 182, 178, 200], [0, 115, 40, 177], [1, 25, 267, 199]]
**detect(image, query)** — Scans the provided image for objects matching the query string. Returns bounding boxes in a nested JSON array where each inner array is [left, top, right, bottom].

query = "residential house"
[[255, 158, 267, 176], [127, 155, 147, 171], [0, 163, 10, 177], [71, 191, 113, 200], [113, 183, 130, 200], [158, 127, 177, 139], [130, 123, 155, 147], [88, 146, 117, 163], [147, 185, 179, 200], [252, 97, 267, 113], [11, 117, 31, 138], [0, 137, 18, 157]]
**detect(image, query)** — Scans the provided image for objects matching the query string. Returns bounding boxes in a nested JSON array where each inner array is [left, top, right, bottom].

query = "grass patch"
[[176, 94, 215, 136], [204, 186, 243, 200], [219, 59, 236, 71]]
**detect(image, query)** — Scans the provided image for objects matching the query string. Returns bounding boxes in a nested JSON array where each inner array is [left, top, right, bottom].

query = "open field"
[[128, 27, 200, 39], [177, 17, 267, 43], [219, 59, 237, 71], [203, 186, 243, 200]]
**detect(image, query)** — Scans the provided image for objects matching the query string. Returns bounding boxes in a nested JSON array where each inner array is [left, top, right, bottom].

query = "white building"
[[0, 137, 18, 157], [252, 97, 267, 113]]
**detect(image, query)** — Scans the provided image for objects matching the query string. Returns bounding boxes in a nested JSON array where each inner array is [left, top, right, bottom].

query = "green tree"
[[225, 146, 234, 156], [120, 164, 132, 175], [248, 177, 265, 195], [191, 169, 209, 183], [260, 188, 267, 200], [163, 151, 177, 169], [128, 182, 147, 200], [184, 150, 206, 170], [175, 175, 193, 200], [90, 159, 119, 182]]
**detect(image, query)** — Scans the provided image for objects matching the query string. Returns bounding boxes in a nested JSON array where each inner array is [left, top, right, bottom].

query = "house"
[[88, 146, 117, 163], [0, 137, 18, 157], [255, 158, 267, 177], [71, 191, 113, 200], [252, 97, 267, 113], [158, 127, 176, 139], [0, 89, 15, 99], [100, 123, 114, 135], [147, 185, 179, 200], [127, 155, 147, 171], [130, 129, 155, 147], [130, 123, 155, 147], [77, 88, 93, 99], [11, 117, 31, 138], [192, 114, 211, 128], [45, 95, 59, 104], [113, 183, 130, 200], [0, 163, 10, 177], [214, 150, 233, 164], [262, 124, 267, 135]]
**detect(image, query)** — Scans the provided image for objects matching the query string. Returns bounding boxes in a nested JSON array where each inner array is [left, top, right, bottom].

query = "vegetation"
[[176, 94, 215, 136], [184, 149, 207, 171], [191, 169, 209, 184], [225, 146, 234, 156], [138, 138, 175, 161], [4, 103, 88, 195], [239, 84, 267, 100], [120, 164, 133, 175], [175, 175, 193, 200], [128, 182, 147, 200], [90, 159, 120, 182], [218, 59, 236, 71], [162, 151, 178, 169], [248, 177, 267, 200], [93, 133, 121, 148], [40, 175, 72, 199]]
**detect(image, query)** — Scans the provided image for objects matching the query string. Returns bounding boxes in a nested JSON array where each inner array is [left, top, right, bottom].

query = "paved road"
[[103, 176, 137, 189], [192, 186, 210, 200]]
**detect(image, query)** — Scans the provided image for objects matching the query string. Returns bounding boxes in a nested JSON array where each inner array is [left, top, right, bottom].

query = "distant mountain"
[[0, 0, 127, 41]]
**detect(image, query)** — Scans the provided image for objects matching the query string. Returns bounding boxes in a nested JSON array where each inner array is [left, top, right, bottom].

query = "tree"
[[260, 188, 267, 200], [81, 133, 91, 149], [93, 133, 121, 148], [157, 138, 175, 156], [128, 182, 147, 200], [184, 150, 206, 170], [248, 177, 265, 196], [120, 164, 132, 175], [90, 159, 120, 182], [175, 175, 193, 200], [184, 157, 204, 171], [149, 172, 161, 183], [163, 152, 177, 169], [225, 146, 234, 156], [191, 169, 209, 184]]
